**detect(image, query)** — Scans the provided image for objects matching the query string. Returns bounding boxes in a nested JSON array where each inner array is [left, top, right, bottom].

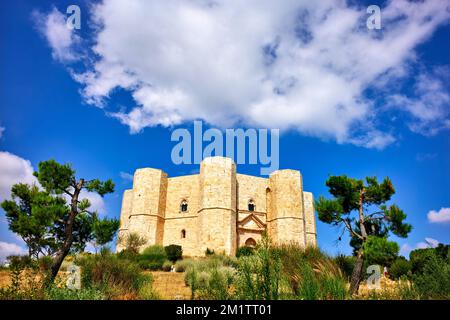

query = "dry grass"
[[357, 275, 400, 298], [149, 271, 191, 300], [0, 270, 10, 288]]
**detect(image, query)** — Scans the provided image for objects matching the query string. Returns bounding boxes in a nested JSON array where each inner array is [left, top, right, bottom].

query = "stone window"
[[248, 199, 255, 212], [181, 229, 186, 239], [180, 200, 188, 212]]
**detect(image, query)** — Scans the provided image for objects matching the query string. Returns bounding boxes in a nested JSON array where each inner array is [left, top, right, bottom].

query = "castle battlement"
[[117, 156, 317, 256]]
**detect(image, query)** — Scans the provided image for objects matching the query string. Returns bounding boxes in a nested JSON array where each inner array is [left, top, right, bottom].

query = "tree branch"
[[340, 218, 363, 240]]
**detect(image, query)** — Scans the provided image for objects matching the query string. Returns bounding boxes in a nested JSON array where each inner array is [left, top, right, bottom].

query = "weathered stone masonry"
[[117, 156, 317, 256]]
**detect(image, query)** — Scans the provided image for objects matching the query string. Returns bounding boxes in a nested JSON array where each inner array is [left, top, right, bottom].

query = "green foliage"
[[76, 250, 153, 299], [275, 244, 348, 300], [389, 257, 411, 280], [1, 159, 118, 282], [34, 160, 75, 194], [316, 174, 411, 293], [183, 257, 235, 299], [119, 232, 147, 255], [162, 260, 173, 272], [44, 286, 106, 300], [236, 246, 254, 258], [0, 257, 45, 300], [334, 254, 356, 280], [316, 175, 411, 239], [1, 184, 66, 258], [164, 244, 183, 263], [410, 244, 449, 274], [411, 248, 450, 299], [138, 245, 167, 270], [175, 259, 194, 272], [92, 216, 120, 247], [6, 255, 34, 269], [363, 236, 399, 267], [235, 235, 282, 300]]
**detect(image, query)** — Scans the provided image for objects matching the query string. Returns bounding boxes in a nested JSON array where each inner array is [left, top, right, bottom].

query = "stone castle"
[[116, 157, 316, 256]]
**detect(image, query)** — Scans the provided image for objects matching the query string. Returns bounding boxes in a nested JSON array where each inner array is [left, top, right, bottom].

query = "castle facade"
[[117, 157, 316, 256]]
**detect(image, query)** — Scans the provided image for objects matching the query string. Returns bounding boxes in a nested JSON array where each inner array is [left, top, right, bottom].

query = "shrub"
[[165, 245, 183, 263], [139, 245, 167, 270], [120, 232, 147, 255], [275, 244, 348, 299], [162, 260, 173, 272], [45, 286, 106, 300], [7, 255, 34, 269], [184, 260, 235, 300], [0, 257, 46, 300], [236, 246, 254, 258], [38, 256, 53, 272], [334, 254, 356, 281], [175, 259, 195, 272], [363, 236, 399, 267], [412, 253, 450, 299], [235, 235, 282, 300], [389, 257, 411, 280], [76, 250, 153, 299]]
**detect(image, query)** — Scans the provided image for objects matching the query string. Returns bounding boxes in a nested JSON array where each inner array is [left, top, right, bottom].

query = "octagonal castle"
[[116, 156, 316, 256]]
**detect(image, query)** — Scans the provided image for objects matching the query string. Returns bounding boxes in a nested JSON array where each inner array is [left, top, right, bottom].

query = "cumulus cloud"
[[119, 171, 134, 182], [0, 241, 27, 264], [428, 207, 450, 223], [417, 237, 440, 249], [33, 7, 81, 62], [400, 237, 441, 257], [387, 67, 450, 136], [39, 0, 450, 148], [0, 151, 38, 201]]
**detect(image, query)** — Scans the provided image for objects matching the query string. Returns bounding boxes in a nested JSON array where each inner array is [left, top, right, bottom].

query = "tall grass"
[[75, 249, 157, 299]]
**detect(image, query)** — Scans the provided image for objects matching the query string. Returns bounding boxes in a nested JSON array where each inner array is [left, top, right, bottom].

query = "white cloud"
[[0, 151, 38, 201], [40, 0, 450, 148], [0, 241, 27, 264], [417, 237, 440, 249], [400, 243, 413, 257], [33, 7, 81, 62], [387, 67, 450, 136], [400, 237, 441, 257], [428, 207, 450, 223], [119, 171, 134, 182]]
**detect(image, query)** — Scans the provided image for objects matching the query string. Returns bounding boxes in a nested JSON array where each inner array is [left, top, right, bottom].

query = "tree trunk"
[[50, 244, 72, 281], [48, 179, 84, 283], [349, 248, 364, 295]]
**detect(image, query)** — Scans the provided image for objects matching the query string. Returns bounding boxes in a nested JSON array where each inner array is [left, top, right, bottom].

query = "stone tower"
[[198, 157, 237, 256], [267, 170, 306, 247], [117, 168, 167, 250]]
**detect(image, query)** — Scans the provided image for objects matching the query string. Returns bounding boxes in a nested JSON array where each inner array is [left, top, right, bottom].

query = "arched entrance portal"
[[245, 238, 257, 248]]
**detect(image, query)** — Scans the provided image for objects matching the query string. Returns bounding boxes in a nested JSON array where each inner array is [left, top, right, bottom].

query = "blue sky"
[[0, 0, 449, 261]]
